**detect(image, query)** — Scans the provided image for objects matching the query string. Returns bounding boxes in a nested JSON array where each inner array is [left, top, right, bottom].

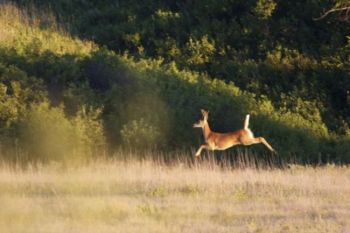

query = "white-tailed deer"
[[193, 109, 275, 156]]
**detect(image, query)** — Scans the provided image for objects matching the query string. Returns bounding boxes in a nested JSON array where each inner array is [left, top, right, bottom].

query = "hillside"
[[1, 1, 350, 163]]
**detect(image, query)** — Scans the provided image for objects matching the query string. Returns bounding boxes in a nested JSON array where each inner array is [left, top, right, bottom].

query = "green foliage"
[[0, 63, 46, 145], [17, 102, 104, 163], [254, 0, 277, 19], [185, 35, 216, 66], [120, 118, 160, 150], [18, 102, 75, 163], [1, 1, 350, 164], [73, 106, 106, 157]]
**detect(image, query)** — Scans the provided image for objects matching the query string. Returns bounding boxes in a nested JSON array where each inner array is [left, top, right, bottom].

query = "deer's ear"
[[201, 109, 209, 115], [201, 110, 209, 120]]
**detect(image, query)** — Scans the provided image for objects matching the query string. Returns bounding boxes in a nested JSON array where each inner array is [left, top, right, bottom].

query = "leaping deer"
[[193, 109, 275, 156]]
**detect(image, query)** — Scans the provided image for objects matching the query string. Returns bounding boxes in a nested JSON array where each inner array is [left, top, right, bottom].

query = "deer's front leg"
[[195, 144, 210, 157]]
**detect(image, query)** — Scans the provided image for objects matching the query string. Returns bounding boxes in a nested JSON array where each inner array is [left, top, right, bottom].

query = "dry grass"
[[0, 158, 349, 233], [0, 2, 97, 56]]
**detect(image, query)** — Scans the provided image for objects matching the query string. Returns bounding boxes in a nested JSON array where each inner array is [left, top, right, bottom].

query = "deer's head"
[[193, 109, 209, 128]]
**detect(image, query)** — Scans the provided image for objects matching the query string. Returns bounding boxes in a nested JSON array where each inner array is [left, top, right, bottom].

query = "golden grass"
[[0, 2, 97, 56], [0, 158, 349, 233]]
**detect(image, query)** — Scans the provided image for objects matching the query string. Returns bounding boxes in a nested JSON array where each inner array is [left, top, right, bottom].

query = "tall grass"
[[0, 155, 349, 233], [0, 2, 96, 55]]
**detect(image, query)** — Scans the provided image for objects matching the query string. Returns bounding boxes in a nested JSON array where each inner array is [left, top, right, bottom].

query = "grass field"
[[0, 157, 350, 233]]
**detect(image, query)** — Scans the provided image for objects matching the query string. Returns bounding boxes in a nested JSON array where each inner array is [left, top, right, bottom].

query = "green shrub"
[[120, 118, 160, 150], [2, 2, 350, 164], [18, 102, 75, 163], [0, 64, 46, 155], [17, 102, 105, 163]]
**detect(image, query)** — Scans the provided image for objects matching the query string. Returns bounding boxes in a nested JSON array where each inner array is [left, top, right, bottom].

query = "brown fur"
[[193, 110, 275, 156]]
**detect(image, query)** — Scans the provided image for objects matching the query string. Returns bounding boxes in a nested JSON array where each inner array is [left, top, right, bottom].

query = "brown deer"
[[193, 109, 275, 156]]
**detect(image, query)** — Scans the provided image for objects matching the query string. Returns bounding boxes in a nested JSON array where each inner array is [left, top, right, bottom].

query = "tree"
[[314, 2, 350, 22]]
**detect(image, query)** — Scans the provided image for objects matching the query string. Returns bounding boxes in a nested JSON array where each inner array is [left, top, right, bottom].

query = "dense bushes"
[[17, 103, 105, 163], [0, 63, 105, 163], [1, 1, 350, 164], [11, 0, 349, 134]]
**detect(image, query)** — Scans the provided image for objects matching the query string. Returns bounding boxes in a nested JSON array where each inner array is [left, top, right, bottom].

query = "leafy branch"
[[314, 5, 350, 22]]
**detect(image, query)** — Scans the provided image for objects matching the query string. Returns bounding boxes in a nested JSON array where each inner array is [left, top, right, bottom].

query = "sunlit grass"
[[0, 2, 97, 56], [0, 3, 350, 232], [0, 157, 349, 233]]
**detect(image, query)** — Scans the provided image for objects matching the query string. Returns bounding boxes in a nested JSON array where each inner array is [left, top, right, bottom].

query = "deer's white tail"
[[244, 114, 250, 129]]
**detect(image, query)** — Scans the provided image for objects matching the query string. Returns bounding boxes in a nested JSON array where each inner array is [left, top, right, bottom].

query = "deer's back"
[[207, 129, 251, 149]]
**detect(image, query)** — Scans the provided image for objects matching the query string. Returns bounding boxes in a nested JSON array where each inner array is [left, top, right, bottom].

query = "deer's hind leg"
[[252, 137, 275, 152]]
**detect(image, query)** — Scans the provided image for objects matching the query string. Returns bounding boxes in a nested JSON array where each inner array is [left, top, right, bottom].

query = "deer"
[[193, 109, 276, 157]]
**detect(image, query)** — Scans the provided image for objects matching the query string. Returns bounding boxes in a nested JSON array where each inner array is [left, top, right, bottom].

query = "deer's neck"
[[202, 122, 211, 141]]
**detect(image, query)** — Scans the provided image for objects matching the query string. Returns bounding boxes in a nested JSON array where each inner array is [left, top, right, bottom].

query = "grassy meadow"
[[1, 157, 350, 233], [1, 2, 350, 232]]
